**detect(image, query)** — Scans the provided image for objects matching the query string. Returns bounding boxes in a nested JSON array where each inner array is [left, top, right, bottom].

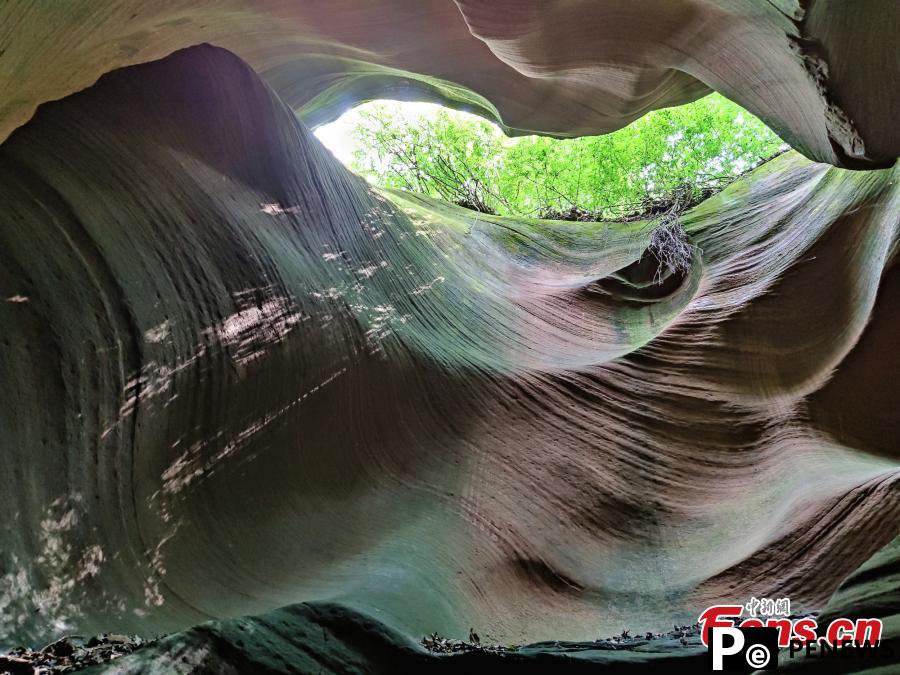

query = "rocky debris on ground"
[[588, 621, 703, 649], [595, 613, 817, 647], [421, 631, 518, 654], [422, 614, 819, 656], [1, 633, 157, 674]]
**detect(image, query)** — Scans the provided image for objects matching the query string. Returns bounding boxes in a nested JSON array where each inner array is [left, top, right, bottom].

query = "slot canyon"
[[0, 1, 898, 672]]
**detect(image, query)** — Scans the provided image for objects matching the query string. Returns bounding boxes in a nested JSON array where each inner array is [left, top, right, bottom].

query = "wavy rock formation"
[[87, 602, 712, 674], [0, 1, 898, 167], [2, 1, 900, 670], [1, 44, 898, 662]]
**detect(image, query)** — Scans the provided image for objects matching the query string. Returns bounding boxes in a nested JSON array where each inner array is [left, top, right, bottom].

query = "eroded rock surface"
[[1, 46, 898, 659], [0, 1, 897, 166]]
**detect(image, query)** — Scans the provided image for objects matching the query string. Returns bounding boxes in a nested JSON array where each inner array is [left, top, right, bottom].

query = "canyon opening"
[[0, 2, 898, 673]]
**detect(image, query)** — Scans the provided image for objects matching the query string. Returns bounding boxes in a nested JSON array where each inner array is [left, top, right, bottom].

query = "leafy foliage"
[[349, 94, 784, 219]]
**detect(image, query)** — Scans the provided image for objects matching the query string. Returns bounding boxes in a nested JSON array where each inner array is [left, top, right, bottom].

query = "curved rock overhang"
[[0, 1, 898, 666], [0, 1, 897, 166]]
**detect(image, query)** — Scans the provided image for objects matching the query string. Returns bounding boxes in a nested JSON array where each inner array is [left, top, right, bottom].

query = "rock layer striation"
[[1, 45, 898, 655]]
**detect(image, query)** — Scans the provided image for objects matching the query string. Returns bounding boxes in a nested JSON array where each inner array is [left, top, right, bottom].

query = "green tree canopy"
[[348, 94, 784, 219]]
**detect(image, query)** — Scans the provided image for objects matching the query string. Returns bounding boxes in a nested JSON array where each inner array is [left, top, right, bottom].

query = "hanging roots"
[[647, 218, 694, 284], [644, 185, 698, 284]]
